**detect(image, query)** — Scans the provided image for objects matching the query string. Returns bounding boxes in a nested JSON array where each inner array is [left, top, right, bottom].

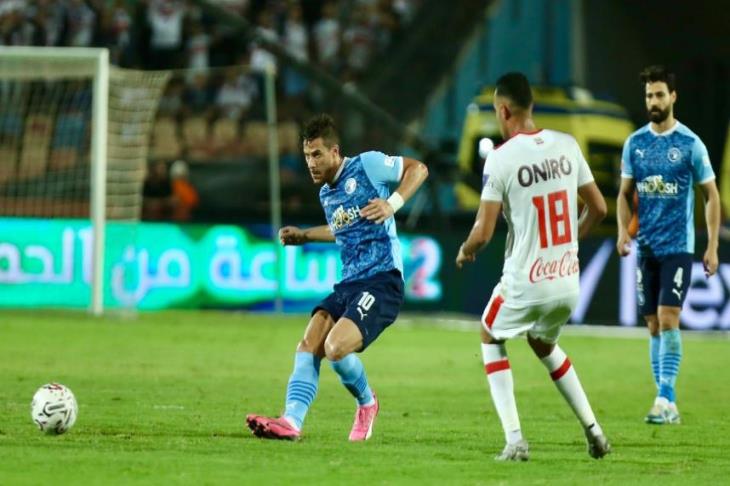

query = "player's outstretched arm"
[[700, 180, 720, 277], [279, 225, 335, 245], [361, 157, 429, 224], [616, 177, 635, 256], [577, 181, 607, 240], [456, 201, 501, 269]]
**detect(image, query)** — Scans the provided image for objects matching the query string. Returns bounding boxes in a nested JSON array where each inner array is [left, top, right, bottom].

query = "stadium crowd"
[[0, 0, 422, 220], [0, 0, 419, 83]]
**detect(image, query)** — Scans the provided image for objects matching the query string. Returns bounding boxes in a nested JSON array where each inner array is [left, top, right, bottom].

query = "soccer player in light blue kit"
[[247, 114, 428, 441], [617, 66, 721, 425]]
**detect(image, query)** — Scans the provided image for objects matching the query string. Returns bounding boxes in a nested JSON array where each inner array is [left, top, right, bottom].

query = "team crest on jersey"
[[344, 177, 357, 194], [667, 147, 682, 162]]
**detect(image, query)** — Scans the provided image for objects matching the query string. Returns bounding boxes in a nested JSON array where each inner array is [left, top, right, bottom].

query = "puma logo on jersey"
[[635, 148, 645, 158]]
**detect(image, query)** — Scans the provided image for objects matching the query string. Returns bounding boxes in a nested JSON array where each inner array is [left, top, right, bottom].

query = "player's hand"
[[360, 198, 394, 224], [279, 226, 307, 245], [703, 246, 718, 277], [455, 244, 476, 269], [616, 232, 632, 257]]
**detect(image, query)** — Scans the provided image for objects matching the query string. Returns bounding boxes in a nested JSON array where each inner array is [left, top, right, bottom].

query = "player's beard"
[[647, 106, 670, 123]]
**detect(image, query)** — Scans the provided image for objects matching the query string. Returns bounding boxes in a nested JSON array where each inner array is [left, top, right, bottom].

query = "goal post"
[[0, 47, 108, 315], [0, 47, 168, 315]]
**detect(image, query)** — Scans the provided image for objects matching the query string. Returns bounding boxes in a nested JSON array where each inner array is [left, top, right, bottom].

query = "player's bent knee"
[[324, 338, 349, 362], [645, 315, 660, 335], [527, 334, 554, 358], [297, 338, 322, 354]]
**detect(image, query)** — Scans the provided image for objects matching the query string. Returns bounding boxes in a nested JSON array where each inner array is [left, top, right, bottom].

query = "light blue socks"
[[283, 352, 321, 430], [658, 329, 682, 403], [330, 353, 374, 406]]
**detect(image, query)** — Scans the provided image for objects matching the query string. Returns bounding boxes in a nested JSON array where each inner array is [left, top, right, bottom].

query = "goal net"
[[0, 47, 169, 314]]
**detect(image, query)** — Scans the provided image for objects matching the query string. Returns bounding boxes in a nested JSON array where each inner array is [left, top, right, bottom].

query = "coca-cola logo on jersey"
[[518, 156, 572, 187], [529, 249, 580, 283]]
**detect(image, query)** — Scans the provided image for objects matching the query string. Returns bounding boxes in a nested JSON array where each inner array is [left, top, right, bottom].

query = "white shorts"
[[481, 284, 578, 344]]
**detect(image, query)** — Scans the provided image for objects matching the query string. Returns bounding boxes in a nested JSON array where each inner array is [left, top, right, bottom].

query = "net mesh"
[[107, 68, 170, 220], [0, 57, 168, 220]]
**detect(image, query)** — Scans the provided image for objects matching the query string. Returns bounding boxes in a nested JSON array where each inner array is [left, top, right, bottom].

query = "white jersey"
[[481, 129, 594, 305]]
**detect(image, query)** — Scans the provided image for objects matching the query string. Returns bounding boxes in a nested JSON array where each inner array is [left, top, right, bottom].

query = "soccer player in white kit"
[[456, 72, 611, 461]]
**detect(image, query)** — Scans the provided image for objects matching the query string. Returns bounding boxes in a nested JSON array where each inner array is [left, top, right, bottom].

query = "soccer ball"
[[31, 383, 78, 435]]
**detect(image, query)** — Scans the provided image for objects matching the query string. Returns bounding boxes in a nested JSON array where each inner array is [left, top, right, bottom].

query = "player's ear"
[[501, 103, 511, 121]]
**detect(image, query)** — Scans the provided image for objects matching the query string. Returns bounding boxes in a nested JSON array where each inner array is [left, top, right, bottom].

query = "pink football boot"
[[348, 393, 379, 441], [246, 414, 301, 441]]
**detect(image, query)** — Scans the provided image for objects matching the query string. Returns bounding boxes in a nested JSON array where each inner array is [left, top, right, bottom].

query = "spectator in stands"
[[147, 0, 186, 69], [281, 2, 309, 116], [0, 1, 27, 46], [108, 0, 132, 65], [342, 5, 375, 80], [373, 0, 401, 52], [62, 0, 101, 47], [215, 68, 258, 121], [169, 159, 199, 221], [313, 1, 340, 72], [186, 19, 210, 72], [142, 160, 174, 221], [249, 7, 278, 75], [183, 72, 213, 116], [157, 76, 185, 118]]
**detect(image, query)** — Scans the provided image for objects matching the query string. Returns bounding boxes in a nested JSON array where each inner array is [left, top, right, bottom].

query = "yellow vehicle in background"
[[455, 86, 634, 221]]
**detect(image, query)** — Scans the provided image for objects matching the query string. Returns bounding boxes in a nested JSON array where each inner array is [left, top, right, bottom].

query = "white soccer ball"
[[31, 383, 78, 435]]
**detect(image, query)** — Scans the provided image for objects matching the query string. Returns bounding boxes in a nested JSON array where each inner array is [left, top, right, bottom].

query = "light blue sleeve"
[[620, 137, 633, 178], [690, 137, 715, 183], [361, 151, 404, 186]]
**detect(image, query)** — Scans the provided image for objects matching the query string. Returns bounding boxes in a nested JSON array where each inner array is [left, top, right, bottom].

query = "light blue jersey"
[[320, 151, 404, 282], [621, 121, 715, 256]]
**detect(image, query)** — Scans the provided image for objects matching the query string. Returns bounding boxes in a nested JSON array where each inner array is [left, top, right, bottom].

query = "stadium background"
[[1, 1, 730, 484], [0, 0, 727, 328]]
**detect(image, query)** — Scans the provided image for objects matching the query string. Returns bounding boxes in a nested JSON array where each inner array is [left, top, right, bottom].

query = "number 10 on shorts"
[[356, 291, 376, 320]]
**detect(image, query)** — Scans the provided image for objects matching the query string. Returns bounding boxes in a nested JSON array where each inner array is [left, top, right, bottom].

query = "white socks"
[[540, 345, 600, 435], [481, 343, 523, 444]]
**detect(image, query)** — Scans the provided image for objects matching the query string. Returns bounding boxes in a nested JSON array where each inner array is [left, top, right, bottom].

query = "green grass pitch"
[[1, 310, 729, 484]]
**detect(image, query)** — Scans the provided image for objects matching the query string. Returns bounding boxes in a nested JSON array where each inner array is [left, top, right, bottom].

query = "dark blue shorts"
[[637, 253, 693, 316], [312, 269, 404, 351]]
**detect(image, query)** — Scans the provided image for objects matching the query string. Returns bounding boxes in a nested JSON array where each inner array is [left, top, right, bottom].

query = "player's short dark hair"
[[640, 65, 676, 92], [302, 113, 339, 147], [495, 72, 533, 111]]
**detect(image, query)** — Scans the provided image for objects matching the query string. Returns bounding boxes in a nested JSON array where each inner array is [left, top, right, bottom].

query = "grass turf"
[[1, 310, 728, 485]]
